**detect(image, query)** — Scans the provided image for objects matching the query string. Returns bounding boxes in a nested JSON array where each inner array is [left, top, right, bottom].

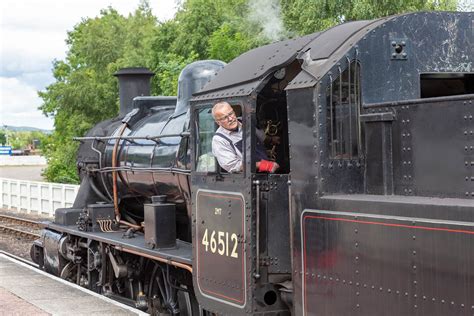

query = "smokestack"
[[114, 67, 155, 117]]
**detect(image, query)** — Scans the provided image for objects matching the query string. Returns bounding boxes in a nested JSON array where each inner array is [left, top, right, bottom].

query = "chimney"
[[114, 67, 155, 117]]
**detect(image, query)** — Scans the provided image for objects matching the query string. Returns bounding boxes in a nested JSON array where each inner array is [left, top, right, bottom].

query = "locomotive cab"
[[189, 35, 317, 314]]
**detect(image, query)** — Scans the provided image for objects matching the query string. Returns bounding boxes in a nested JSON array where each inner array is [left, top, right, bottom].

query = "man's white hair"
[[212, 101, 232, 119]]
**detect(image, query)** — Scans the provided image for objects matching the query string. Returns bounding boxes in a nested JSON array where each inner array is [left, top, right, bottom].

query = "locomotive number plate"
[[195, 189, 246, 308]]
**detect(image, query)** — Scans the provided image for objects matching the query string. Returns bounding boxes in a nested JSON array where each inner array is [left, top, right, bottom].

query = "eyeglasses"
[[215, 110, 236, 122]]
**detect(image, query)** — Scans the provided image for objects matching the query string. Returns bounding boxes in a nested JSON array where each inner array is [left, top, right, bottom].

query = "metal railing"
[[0, 178, 79, 216]]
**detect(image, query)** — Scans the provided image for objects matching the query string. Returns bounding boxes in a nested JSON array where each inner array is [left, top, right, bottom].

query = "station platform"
[[0, 252, 148, 315]]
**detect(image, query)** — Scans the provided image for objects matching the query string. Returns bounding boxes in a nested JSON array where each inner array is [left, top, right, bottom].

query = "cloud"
[[0, 0, 178, 131], [0, 77, 41, 113], [0, 77, 53, 130]]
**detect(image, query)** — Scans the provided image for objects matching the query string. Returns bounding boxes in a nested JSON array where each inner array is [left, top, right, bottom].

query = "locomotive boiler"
[[32, 11, 473, 315]]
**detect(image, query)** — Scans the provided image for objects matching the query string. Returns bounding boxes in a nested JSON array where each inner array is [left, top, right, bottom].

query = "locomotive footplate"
[[45, 222, 192, 265]]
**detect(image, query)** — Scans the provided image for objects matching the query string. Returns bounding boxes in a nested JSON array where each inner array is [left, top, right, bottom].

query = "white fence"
[[0, 178, 79, 216]]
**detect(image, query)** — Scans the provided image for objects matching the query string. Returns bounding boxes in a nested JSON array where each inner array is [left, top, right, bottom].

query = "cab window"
[[196, 107, 216, 172], [327, 60, 361, 159], [195, 104, 243, 173]]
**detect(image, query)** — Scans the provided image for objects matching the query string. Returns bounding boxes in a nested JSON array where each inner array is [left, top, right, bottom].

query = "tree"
[[39, 5, 160, 183], [0, 130, 6, 146], [207, 23, 254, 62], [281, 0, 458, 35]]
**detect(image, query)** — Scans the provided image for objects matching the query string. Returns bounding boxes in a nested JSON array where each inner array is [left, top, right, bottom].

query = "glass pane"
[[196, 107, 217, 172]]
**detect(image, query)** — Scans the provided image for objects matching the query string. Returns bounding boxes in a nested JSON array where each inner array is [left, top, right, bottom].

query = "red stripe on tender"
[[304, 215, 474, 235]]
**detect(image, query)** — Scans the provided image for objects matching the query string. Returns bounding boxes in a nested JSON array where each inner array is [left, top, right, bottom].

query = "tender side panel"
[[195, 189, 246, 308], [301, 210, 474, 316]]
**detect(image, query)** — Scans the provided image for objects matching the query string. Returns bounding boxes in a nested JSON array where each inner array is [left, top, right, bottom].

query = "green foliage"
[[281, 0, 458, 35], [164, 0, 262, 59], [41, 136, 80, 184], [153, 52, 200, 95], [207, 23, 254, 62], [4, 131, 48, 150], [39, 5, 158, 183], [0, 131, 6, 146]]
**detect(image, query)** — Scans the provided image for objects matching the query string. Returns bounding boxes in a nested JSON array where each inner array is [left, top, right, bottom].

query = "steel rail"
[[0, 224, 41, 240], [0, 214, 45, 229]]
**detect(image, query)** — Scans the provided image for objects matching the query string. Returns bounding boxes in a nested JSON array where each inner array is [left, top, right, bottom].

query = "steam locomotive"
[[31, 11, 473, 315]]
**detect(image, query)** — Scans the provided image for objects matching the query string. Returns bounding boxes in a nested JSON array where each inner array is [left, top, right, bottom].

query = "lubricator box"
[[86, 203, 115, 232], [144, 195, 176, 249]]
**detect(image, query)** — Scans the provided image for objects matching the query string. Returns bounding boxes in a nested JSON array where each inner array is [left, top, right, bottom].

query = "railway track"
[[0, 214, 43, 240]]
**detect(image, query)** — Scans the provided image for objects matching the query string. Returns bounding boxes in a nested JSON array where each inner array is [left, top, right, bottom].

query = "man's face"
[[214, 104, 238, 130]]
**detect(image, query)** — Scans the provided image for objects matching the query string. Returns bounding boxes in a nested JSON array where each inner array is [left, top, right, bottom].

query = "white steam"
[[457, 0, 474, 12], [247, 0, 287, 42]]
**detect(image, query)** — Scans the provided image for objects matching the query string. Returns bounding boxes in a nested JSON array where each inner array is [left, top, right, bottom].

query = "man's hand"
[[257, 160, 280, 173]]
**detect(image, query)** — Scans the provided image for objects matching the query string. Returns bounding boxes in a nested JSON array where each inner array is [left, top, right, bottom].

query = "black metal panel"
[[286, 87, 320, 314], [304, 20, 375, 61], [301, 209, 474, 316], [387, 97, 474, 198], [144, 197, 176, 249], [359, 12, 474, 105], [265, 174, 291, 276], [197, 33, 319, 95], [195, 189, 246, 307], [363, 114, 395, 195]]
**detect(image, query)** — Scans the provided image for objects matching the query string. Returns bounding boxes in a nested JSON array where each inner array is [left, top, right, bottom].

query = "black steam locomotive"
[[31, 11, 473, 315]]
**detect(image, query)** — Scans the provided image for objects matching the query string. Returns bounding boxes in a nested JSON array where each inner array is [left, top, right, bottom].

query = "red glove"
[[258, 160, 279, 173]]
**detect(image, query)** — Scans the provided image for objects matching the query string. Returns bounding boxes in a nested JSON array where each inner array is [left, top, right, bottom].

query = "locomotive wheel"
[[176, 289, 200, 316], [60, 261, 77, 281], [150, 286, 200, 315]]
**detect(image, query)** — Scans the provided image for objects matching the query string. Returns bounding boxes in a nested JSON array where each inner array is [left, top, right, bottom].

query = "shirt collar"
[[220, 122, 242, 135]]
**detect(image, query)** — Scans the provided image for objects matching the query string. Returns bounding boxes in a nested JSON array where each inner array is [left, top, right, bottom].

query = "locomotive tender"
[[31, 11, 473, 315]]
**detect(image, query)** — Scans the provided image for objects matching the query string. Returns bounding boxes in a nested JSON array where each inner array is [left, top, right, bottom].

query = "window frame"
[[193, 102, 245, 176], [325, 59, 362, 160]]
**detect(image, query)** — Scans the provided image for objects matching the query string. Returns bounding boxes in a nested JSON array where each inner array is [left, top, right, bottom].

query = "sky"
[[0, 0, 178, 130]]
